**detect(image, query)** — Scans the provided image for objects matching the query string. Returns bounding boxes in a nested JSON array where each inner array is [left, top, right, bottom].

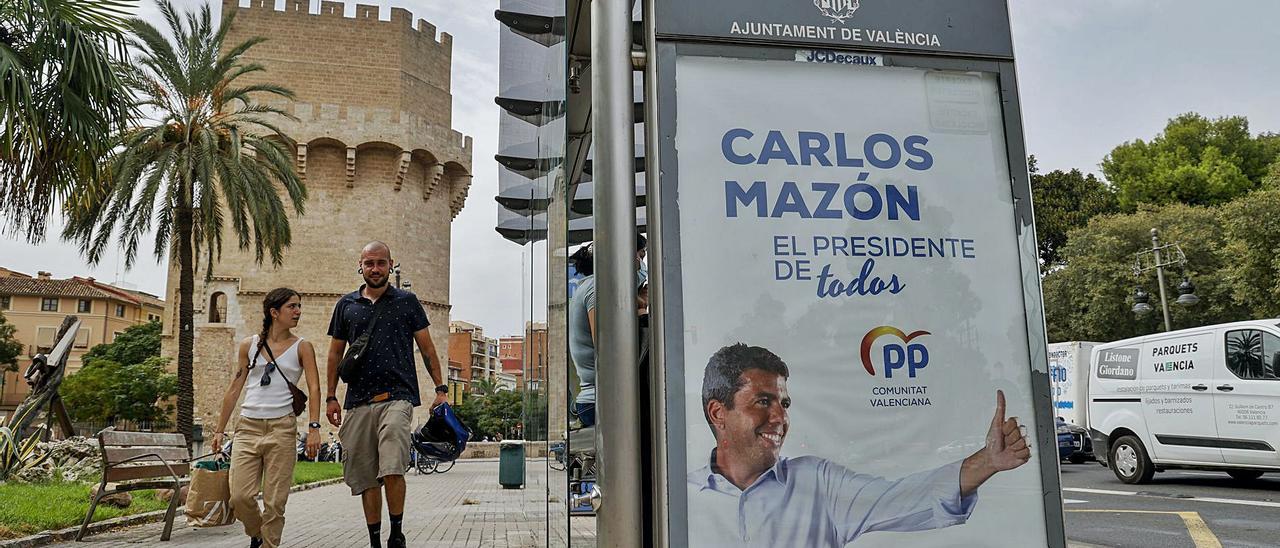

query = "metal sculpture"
[[4, 315, 80, 440]]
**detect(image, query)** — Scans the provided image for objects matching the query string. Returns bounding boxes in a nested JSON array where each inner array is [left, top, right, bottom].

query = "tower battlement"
[[224, 0, 452, 49], [221, 0, 456, 123]]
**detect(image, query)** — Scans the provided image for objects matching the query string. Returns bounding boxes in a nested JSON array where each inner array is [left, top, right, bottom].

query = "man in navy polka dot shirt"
[[325, 241, 447, 548]]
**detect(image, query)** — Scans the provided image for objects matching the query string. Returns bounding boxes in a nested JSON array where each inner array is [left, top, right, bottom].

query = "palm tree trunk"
[[175, 176, 195, 446]]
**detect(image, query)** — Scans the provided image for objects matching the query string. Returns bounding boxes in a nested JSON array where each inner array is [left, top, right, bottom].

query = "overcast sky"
[[3, 0, 1278, 336]]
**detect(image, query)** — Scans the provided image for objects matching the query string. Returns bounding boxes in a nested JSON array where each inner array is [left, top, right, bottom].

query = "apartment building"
[[0, 268, 165, 412], [448, 320, 504, 393]]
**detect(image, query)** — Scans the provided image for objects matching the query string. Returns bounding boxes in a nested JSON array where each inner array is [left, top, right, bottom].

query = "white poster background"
[[675, 55, 1049, 546]]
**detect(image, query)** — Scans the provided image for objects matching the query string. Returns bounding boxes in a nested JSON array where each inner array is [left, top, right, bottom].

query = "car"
[[1057, 417, 1094, 464]]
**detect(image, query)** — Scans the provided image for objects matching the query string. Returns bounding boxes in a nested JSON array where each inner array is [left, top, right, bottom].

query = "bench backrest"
[[98, 430, 190, 482]]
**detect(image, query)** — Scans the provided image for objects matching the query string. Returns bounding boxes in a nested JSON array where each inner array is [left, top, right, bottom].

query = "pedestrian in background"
[[567, 233, 648, 428]]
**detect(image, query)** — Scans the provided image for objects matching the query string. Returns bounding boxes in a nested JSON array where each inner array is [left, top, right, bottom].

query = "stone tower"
[[162, 0, 473, 433]]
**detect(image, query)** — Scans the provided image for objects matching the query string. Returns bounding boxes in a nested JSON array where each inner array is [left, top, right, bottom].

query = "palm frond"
[[0, 0, 134, 241]]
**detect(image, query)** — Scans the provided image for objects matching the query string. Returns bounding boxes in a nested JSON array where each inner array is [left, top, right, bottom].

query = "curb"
[[0, 477, 346, 548]]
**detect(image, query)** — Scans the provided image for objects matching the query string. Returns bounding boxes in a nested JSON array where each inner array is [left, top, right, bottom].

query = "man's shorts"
[[339, 399, 412, 495]]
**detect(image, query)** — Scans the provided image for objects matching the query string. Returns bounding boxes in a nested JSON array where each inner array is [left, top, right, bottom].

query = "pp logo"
[[814, 0, 860, 23], [860, 326, 930, 378]]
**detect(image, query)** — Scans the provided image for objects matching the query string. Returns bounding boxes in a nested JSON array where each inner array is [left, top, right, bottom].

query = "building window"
[[0, 296, 9, 310], [74, 328, 91, 348], [35, 326, 57, 354], [41, 297, 58, 312], [148, 314, 159, 322], [208, 292, 227, 323], [115, 304, 126, 317], [78, 299, 92, 313]]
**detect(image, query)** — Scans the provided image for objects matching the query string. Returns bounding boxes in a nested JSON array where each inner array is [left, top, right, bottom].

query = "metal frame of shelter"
[[522, 0, 1067, 546]]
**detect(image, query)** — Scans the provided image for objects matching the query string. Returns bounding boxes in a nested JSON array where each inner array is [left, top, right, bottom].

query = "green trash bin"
[[499, 440, 525, 489]]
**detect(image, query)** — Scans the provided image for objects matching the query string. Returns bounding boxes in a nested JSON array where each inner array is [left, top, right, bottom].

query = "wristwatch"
[[325, 396, 339, 404], [308, 421, 322, 429]]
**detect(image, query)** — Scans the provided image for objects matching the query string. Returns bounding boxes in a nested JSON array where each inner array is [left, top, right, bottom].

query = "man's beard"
[[364, 273, 389, 289]]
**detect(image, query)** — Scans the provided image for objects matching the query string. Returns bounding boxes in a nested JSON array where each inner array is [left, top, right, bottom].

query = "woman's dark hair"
[[569, 233, 646, 276], [253, 287, 300, 364]]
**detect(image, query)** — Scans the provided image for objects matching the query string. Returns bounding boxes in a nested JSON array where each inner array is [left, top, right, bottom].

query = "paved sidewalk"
[[52, 461, 591, 548], [50, 462, 1097, 547]]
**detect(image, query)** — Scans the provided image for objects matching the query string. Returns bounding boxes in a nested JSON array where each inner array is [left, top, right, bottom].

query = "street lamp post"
[[1132, 228, 1199, 332], [1151, 230, 1172, 331]]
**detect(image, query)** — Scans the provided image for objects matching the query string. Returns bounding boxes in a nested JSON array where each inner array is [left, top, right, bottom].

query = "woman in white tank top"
[[210, 288, 321, 548]]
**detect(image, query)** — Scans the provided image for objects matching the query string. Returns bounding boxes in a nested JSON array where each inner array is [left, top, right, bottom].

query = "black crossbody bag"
[[337, 297, 390, 384]]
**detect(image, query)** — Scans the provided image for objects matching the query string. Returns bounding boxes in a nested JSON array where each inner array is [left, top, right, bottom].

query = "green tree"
[[471, 377, 498, 397], [1101, 113, 1280, 209], [1263, 161, 1280, 190], [455, 390, 523, 440], [82, 319, 160, 365], [1220, 190, 1280, 318], [0, 0, 135, 242], [62, 356, 176, 424], [60, 359, 116, 422], [63, 1, 305, 442], [1029, 156, 1118, 269], [112, 356, 177, 422], [1042, 203, 1249, 342]]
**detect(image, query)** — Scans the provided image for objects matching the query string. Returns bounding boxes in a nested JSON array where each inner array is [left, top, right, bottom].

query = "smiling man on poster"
[[689, 343, 1030, 547]]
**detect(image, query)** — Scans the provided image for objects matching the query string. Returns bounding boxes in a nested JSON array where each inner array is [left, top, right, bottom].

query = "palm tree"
[[63, 0, 305, 443], [473, 377, 499, 397], [0, 0, 135, 242]]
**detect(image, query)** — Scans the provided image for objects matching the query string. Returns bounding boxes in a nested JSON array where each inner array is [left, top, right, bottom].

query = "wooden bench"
[[76, 429, 191, 541]]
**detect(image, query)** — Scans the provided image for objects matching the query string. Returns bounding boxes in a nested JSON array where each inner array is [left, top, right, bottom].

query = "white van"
[[1088, 319, 1280, 484]]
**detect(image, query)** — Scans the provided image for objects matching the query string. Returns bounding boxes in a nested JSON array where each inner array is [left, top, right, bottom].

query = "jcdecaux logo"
[[860, 326, 930, 378]]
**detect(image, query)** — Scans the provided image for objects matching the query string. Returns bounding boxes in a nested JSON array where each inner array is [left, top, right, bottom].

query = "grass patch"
[[0, 480, 169, 540], [292, 461, 344, 486], [0, 462, 344, 540]]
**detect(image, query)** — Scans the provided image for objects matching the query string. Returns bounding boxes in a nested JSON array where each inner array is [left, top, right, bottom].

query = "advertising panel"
[[670, 53, 1052, 547]]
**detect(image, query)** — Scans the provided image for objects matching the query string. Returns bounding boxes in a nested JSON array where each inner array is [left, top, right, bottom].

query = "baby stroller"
[[409, 402, 470, 474]]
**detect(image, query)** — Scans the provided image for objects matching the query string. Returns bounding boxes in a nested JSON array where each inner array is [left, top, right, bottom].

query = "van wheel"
[[1227, 470, 1264, 482], [1109, 435, 1154, 484]]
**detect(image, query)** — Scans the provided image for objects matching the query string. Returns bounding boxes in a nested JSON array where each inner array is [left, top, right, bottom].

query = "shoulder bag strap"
[[261, 340, 306, 393]]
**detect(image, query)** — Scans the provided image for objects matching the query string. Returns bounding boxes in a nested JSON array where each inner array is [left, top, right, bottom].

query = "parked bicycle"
[[406, 444, 455, 474], [405, 401, 470, 475]]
